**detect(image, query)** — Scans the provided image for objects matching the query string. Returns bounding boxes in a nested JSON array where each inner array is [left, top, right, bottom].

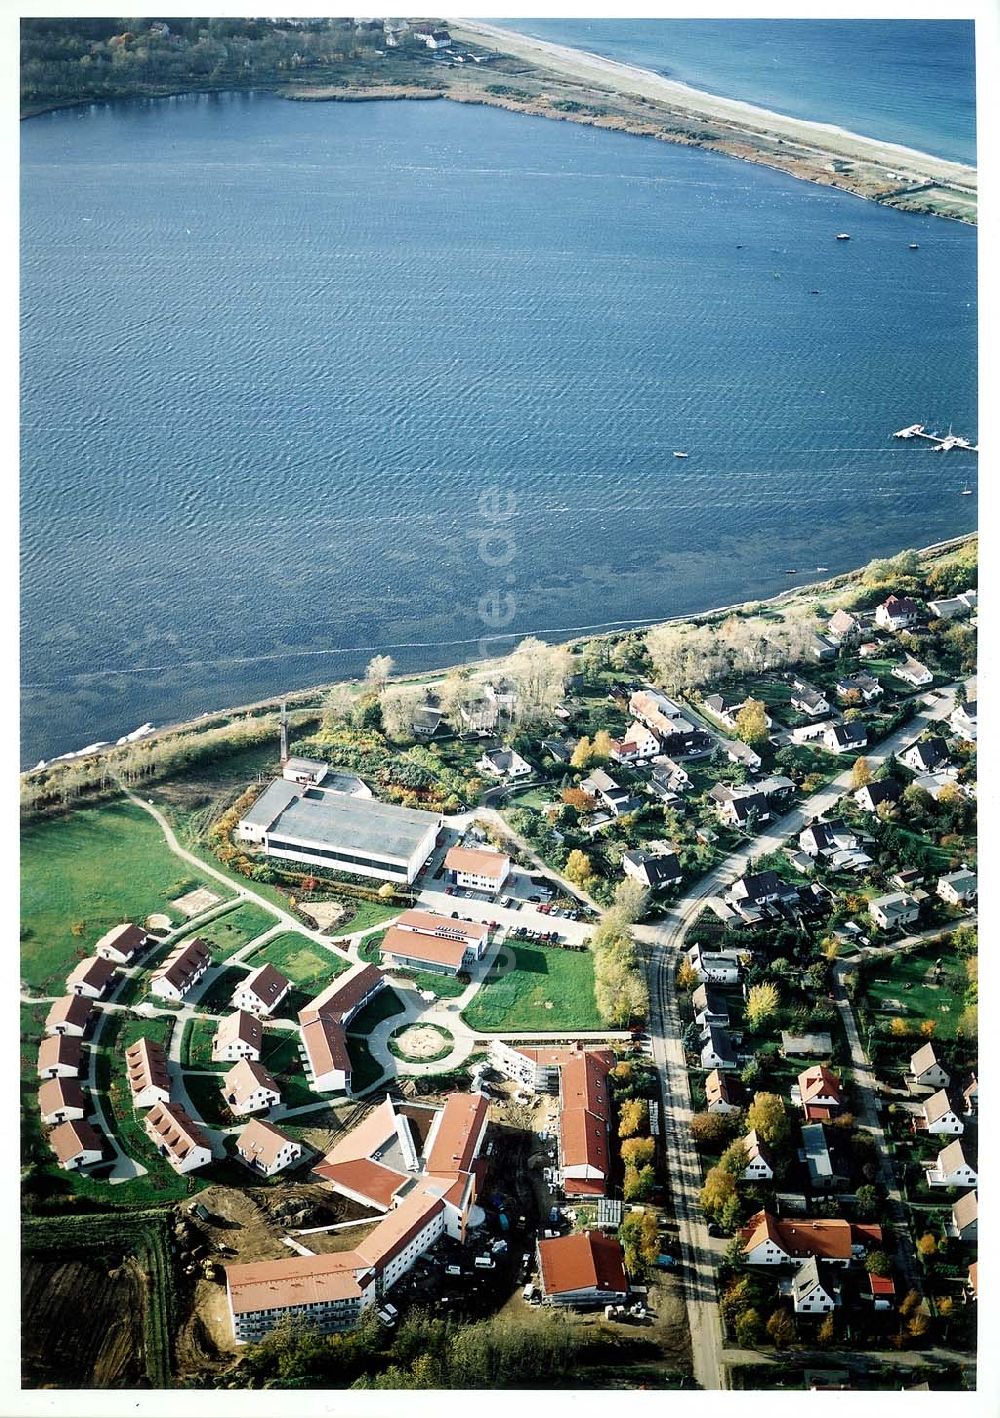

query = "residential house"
[[835, 672, 882, 704], [739, 1212, 878, 1267], [799, 1123, 847, 1192], [793, 1065, 843, 1121], [49, 1119, 103, 1171], [686, 943, 742, 986], [868, 892, 920, 932], [149, 937, 211, 1003], [212, 1010, 264, 1064], [609, 719, 662, 764], [444, 844, 511, 893], [705, 1070, 744, 1114], [875, 595, 920, 631], [411, 705, 443, 739], [827, 608, 861, 645], [786, 1256, 839, 1313], [742, 1130, 774, 1181], [893, 656, 933, 689], [458, 696, 499, 734], [692, 985, 730, 1029], [790, 719, 835, 745], [232, 963, 292, 1019], [622, 847, 682, 892], [38, 1078, 87, 1126], [781, 1032, 834, 1058], [536, 1231, 628, 1309], [914, 771, 967, 802], [298, 963, 386, 1094], [951, 1191, 978, 1242], [477, 747, 531, 781], [484, 679, 517, 715], [790, 680, 831, 718], [712, 788, 771, 831], [540, 737, 573, 764], [927, 592, 976, 621], [924, 1139, 977, 1189], [968, 1262, 978, 1302], [124, 1036, 171, 1108], [144, 1101, 213, 1173], [854, 778, 902, 815], [921, 1089, 964, 1136], [726, 870, 797, 920], [908, 1042, 950, 1091], [37, 1035, 83, 1080], [648, 758, 690, 800], [865, 1274, 896, 1311], [580, 769, 641, 819], [700, 1026, 738, 1071], [798, 819, 860, 859], [236, 1119, 303, 1177], [963, 1074, 978, 1117], [94, 922, 151, 965], [382, 909, 489, 976], [902, 737, 950, 774], [629, 687, 689, 737], [726, 740, 762, 772], [44, 995, 93, 1038], [810, 634, 838, 662], [937, 869, 977, 907], [822, 720, 869, 754], [702, 693, 773, 732], [222, 1058, 281, 1117], [949, 700, 977, 741], [858, 641, 882, 659], [66, 956, 116, 1000]]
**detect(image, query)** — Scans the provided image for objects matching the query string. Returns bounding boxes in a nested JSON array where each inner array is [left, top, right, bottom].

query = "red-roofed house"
[[44, 995, 94, 1038], [444, 845, 511, 893], [223, 1059, 281, 1116], [94, 922, 151, 964], [298, 963, 386, 1095], [236, 1119, 302, 1177], [38, 1078, 87, 1126], [537, 1231, 628, 1307], [49, 1119, 103, 1170], [66, 956, 117, 1000], [875, 595, 920, 631], [212, 1011, 263, 1063], [381, 910, 489, 976], [232, 963, 291, 1018], [794, 1065, 844, 1121]]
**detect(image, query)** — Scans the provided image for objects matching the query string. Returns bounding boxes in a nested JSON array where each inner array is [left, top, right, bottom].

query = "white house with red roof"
[[381, 909, 489, 976], [94, 922, 151, 965], [444, 844, 510, 893], [875, 595, 920, 631], [232, 963, 291, 1018], [298, 963, 386, 1094], [537, 1231, 627, 1307], [792, 1065, 843, 1121], [236, 1119, 302, 1177]]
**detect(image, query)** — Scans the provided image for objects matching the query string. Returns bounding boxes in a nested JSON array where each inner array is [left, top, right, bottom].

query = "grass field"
[[260, 1030, 314, 1107], [184, 1070, 235, 1126], [860, 945, 968, 1041], [346, 986, 406, 1037], [184, 902, 279, 959], [400, 969, 467, 1000], [243, 932, 350, 996], [181, 1015, 223, 1069], [20, 801, 224, 995], [329, 899, 403, 937], [462, 943, 602, 1031], [195, 965, 251, 1013], [358, 929, 387, 964]]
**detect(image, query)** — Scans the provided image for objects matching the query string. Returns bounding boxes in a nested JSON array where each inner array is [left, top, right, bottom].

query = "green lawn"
[[243, 932, 350, 995], [358, 929, 387, 964], [260, 1030, 315, 1107], [346, 986, 406, 1037], [20, 801, 225, 995], [462, 943, 602, 1031], [329, 899, 403, 937], [181, 1015, 224, 1069], [184, 902, 279, 959], [184, 1070, 236, 1126], [194, 965, 251, 1013], [400, 969, 467, 1000], [860, 946, 968, 1041], [346, 1037, 386, 1093]]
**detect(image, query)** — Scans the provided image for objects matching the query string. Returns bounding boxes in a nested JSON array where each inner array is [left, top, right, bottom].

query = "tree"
[[623, 1164, 656, 1202], [618, 1099, 648, 1139], [379, 684, 422, 743], [734, 698, 769, 747], [699, 1164, 737, 1220], [745, 981, 780, 1031], [735, 1308, 763, 1347], [745, 1092, 790, 1148], [916, 1232, 937, 1259], [621, 1136, 656, 1168], [865, 1250, 892, 1277], [723, 1235, 748, 1268], [365, 654, 395, 692], [907, 1313, 930, 1342], [720, 1139, 748, 1177], [890, 1016, 910, 1037], [619, 1209, 659, 1273], [561, 787, 597, 814], [766, 1309, 796, 1349], [817, 1315, 836, 1347], [504, 636, 572, 727], [854, 1184, 880, 1220], [321, 682, 355, 730], [919, 1019, 937, 1039], [570, 736, 593, 769], [690, 1110, 742, 1146], [565, 849, 595, 891], [592, 729, 614, 762], [898, 1288, 922, 1319], [851, 756, 873, 790], [676, 959, 699, 991]]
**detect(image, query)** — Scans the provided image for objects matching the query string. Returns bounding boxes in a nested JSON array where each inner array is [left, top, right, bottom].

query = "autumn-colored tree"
[[890, 1016, 911, 1037], [561, 787, 597, 814], [70, 921, 86, 938], [570, 736, 593, 769], [865, 1250, 893, 1277], [619, 1209, 659, 1273], [690, 1110, 743, 1146], [734, 698, 770, 748], [365, 653, 395, 692], [898, 1288, 922, 1319], [937, 1296, 955, 1319], [592, 729, 614, 762], [377, 882, 396, 900], [745, 981, 780, 1031], [621, 1136, 656, 1168], [610, 1061, 634, 1084], [623, 1163, 656, 1202], [676, 959, 699, 991], [699, 1164, 737, 1220], [720, 1139, 749, 1177], [618, 1099, 648, 1139], [916, 1233, 937, 1259], [720, 1276, 753, 1324], [850, 756, 873, 790], [817, 1315, 836, 1347], [565, 849, 596, 891], [735, 1308, 763, 1347], [919, 1019, 938, 1039], [907, 1313, 930, 1341], [745, 1092, 790, 1148], [766, 1309, 796, 1349]]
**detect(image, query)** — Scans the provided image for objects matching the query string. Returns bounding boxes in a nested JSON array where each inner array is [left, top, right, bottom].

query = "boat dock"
[[892, 424, 977, 452]]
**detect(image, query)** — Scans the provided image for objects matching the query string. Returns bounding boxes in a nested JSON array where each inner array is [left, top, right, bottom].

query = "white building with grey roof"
[[237, 780, 440, 884]]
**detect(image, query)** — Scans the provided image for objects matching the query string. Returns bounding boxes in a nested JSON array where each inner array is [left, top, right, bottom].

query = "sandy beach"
[[451, 20, 977, 201]]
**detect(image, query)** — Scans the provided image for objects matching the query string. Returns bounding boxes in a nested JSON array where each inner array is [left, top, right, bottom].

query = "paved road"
[[634, 682, 961, 1388]]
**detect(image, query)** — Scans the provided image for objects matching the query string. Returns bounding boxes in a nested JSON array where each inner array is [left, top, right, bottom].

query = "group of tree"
[[645, 606, 819, 695], [590, 879, 649, 1029], [618, 1207, 660, 1276]]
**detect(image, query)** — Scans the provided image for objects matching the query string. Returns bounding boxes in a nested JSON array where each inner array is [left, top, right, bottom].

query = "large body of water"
[[22, 77, 977, 765], [492, 18, 977, 164]]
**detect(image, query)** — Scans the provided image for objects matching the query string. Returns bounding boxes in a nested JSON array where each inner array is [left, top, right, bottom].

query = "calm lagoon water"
[[492, 19, 977, 164], [21, 91, 977, 763]]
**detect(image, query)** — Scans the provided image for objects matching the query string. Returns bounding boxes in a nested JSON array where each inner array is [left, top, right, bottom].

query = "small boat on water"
[[960, 486, 973, 496], [909, 242, 919, 250], [815, 566, 829, 572], [673, 451, 689, 459], [785, 568, 798, 575], [836, 232, 851, 240]]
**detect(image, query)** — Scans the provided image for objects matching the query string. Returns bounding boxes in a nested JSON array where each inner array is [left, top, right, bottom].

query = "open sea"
[[21, 31, 977, 766]]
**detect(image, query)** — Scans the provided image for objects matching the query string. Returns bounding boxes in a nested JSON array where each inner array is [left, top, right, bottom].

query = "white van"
[[474, 1255, 495, 1270]]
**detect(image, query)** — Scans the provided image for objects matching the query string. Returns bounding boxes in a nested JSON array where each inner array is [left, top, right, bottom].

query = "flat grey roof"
[[240, 778, 300, 831], [270, 787, 440, 862]]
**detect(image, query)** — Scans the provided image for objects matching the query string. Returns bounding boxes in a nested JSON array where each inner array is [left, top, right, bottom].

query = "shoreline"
[[23, 531, 976, 780]]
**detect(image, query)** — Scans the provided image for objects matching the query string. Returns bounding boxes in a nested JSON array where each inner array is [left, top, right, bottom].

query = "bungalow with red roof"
[[212, 1010, 263, 1063], [381, 909, 489, 976], [236, 1119, 303, 1177], [793, 1065, 844, 1121], [37, 1035, 84, 1080], [38, 1078, 87, 1126], [49, 1119, 103, 1171], [44, 995, 94, 1038], [738, 1211, 881, 1267], [298, 963, 385, 1094], [537, 1231, 628, 1308]]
